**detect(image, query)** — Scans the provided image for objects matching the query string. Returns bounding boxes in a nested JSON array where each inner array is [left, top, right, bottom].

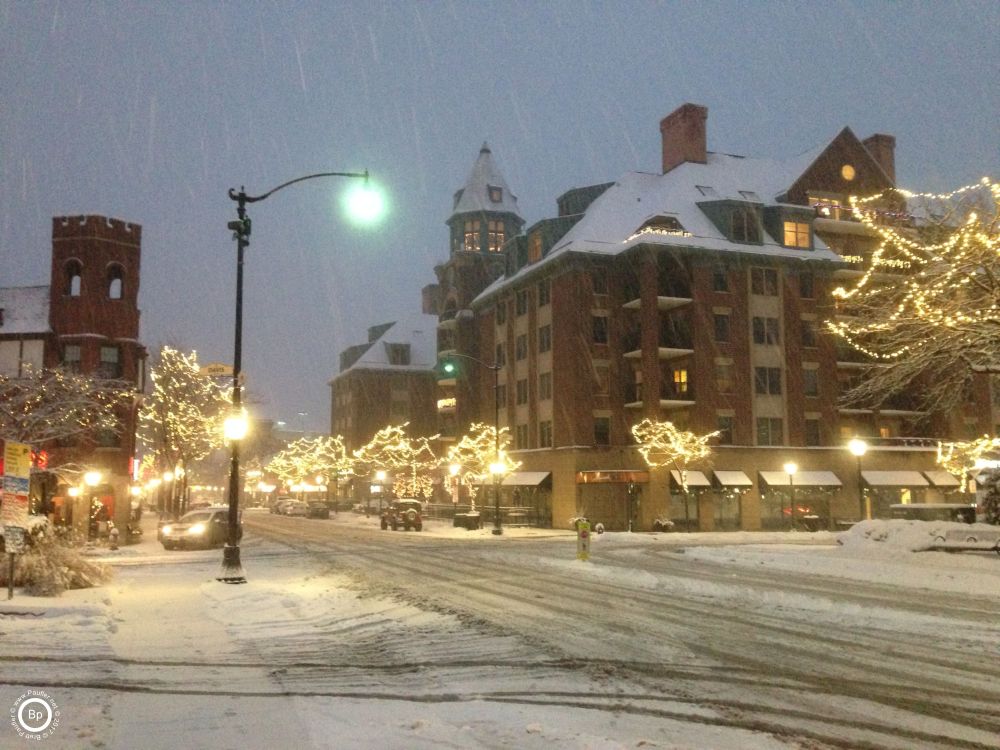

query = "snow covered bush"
[[0, 522, 112, 596], [980, 470, 1000, 525]]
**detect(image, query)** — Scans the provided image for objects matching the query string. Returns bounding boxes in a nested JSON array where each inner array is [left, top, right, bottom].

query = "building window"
[[802, 319, 818, 348], [592, 315, 609, 345], [799, 272, 815, 299], [539, 420, 553, 448], [594, 417, 611, 446], [64, 259, 83, 297], [805, 418, 821, 446], [385, 343, 410, 365], [529, 234, 543, 263], [672, 368, 689, 396], [594, 363, 610, 395], [539, 372, 552, 400], [487, 220, 505, 253], [803, 368, 819, 397], [98, 346, 121, 379], [751, 268, 779, 296], [495, 342, 506, 367], [756, 417, 784, 446], [516, 378, 528, 405], [496, 384, 507, 408], [496, 301, 506, 324], [713, 313, 730, 343], [754, 367, 781, 395], [516, 289, 529, 316], [712, 266, 729, 292], [62, 344, 82, 373], [538, 278, 550, 306], [732, 208, 761, 243], [752, 316, 780, 345], [463, 220, 480, 252], [715, 361, 734, 394], [591, 268, 608, 295], [488, 185, 503, 203], [783, 221, 810, 248], [538, 325, 551, 353], [107, 264, 124, 299], [515, 334, 528, 361], [515, 423, 529, 449], [717, 415, 734, 445]]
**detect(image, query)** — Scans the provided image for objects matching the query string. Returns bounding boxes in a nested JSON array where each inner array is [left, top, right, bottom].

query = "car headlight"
[[187, 523, 206, 535], [161, 525, 173, 535]]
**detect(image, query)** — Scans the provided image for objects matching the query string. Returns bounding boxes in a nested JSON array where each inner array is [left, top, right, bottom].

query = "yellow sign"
[[201, 363, 233, 377], [576, 521, 591, 561], [2, 441, 31, 525]]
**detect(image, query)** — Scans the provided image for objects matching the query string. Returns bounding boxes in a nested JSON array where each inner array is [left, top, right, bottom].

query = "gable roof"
[[0, 286, 50, 335], [450, 143, 521, 220], [331, 311, 439, 379]]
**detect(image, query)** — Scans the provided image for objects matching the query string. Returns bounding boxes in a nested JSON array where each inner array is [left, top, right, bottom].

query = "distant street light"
[[848, 438, 869, 520], [220, 170, 384, 584], [783, 462, 798, 531]]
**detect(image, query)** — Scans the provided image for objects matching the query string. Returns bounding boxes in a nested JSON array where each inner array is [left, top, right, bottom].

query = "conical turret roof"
[[450, 143, 521, 219]]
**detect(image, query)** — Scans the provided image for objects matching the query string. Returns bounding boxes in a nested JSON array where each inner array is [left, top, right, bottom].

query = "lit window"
[[463, 220, 480, 252], [672, 368, 688, 395], [487, 220, 504, 253], [783, 221, 810, 248]]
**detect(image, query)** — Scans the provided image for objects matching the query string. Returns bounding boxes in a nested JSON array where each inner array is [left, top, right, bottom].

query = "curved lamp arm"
[[228, 170, 369, 205]]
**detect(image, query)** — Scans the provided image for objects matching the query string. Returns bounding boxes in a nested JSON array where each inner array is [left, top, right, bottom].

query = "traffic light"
[[436, 357, 459, 380]]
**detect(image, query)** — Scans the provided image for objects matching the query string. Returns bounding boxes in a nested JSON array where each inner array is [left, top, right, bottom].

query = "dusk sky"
[[2, 1, 997, 431]]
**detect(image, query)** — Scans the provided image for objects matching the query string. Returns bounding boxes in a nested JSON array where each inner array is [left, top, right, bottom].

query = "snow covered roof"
[[450, 143, 521, 219], [333, 312, 439, 378], [0, 286, 50, 335], [473, 142, 848, 304]]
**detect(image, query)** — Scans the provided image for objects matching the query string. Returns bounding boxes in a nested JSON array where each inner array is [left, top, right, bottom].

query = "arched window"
[[64, 260, 83, 297], [107, 264, 124, 299]]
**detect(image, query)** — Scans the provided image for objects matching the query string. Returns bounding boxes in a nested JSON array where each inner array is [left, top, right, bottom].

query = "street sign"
[[577, 521, 591, 561], [4, 526, 26, 554], [1, 441, 31, 526]]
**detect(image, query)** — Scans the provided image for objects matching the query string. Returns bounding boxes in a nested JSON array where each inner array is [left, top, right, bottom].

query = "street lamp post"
[[441, 353, 503, 534], [848, 438, 869, 521], [219, 170, 379, 584], [783, 462, 798, 531]]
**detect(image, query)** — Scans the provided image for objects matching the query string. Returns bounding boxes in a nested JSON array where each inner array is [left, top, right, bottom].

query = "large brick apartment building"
[[341, 104, 992, 531], [0, 215, 146, 533]]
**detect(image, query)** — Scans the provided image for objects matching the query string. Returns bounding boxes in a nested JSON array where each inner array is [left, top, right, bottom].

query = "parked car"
[[283, 500, 308, 517], [380, 499, 423, 531], [306, 500, 330, 519], [161, 506, 241, 550], [270, 496, 295, 514]]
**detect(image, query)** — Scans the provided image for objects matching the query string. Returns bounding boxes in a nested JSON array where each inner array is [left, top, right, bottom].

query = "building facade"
[[0, 215, 146, 533], [436, 104, 990, 530]]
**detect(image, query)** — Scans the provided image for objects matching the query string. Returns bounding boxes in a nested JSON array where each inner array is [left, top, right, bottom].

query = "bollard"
[[108, 525, 120, 551]]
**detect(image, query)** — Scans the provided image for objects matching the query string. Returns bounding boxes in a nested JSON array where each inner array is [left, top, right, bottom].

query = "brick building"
[[433, 104, 990, 531], [0, 215, 146, 532]]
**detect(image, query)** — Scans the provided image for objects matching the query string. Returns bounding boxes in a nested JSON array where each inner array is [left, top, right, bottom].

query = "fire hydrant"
[[108, 524, 120, 550]]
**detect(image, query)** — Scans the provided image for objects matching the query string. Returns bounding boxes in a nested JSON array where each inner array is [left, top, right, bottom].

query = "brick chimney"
[[660, 103, 708, 174], [862, 133, 896, 183]]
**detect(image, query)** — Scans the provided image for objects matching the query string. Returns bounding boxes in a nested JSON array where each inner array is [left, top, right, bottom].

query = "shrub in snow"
[[0, 522, 112, 596], [981, 470, 1000, 525]]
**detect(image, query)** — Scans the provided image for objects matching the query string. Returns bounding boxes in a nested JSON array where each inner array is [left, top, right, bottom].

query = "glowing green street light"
[[343, 179, 388, 225]]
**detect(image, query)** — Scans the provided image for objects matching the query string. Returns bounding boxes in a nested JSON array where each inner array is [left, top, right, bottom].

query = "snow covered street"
[[2, 513, 999, 749]]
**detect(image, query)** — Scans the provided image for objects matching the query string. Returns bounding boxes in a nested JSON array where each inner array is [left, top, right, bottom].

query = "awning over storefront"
[[669, 470, 711, 489], [501, 472, 551, 487], [759, 470, 842, 488], [576, 470, 650, 484], [922, 470, 961, 488], [861, 470, 929, 488], [712, 470, 753, 488]]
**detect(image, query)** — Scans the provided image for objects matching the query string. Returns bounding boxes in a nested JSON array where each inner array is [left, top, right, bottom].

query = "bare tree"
[[829, 179, 999, 413]]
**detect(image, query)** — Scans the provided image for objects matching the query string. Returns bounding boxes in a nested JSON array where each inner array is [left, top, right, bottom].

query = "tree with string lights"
[[828, 178, 1000, 414], [138, 347, 230, 514], [936, 436, 1000, 524], [631, 418, 717, 530], [352, 423, 441, 500], [445, 422, 520, 510]]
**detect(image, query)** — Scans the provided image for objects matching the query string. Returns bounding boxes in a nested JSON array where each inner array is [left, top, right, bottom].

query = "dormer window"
[[629, 215, 690, 240], [488, 185, 503, 203], [385, 343, 411, 366], [731, 208, 761, 243], [783, 221, 811, 249], [739, 190, 760, 202]]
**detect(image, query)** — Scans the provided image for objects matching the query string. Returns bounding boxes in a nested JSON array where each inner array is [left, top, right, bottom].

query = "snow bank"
[[836, 519, 999, 553]]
